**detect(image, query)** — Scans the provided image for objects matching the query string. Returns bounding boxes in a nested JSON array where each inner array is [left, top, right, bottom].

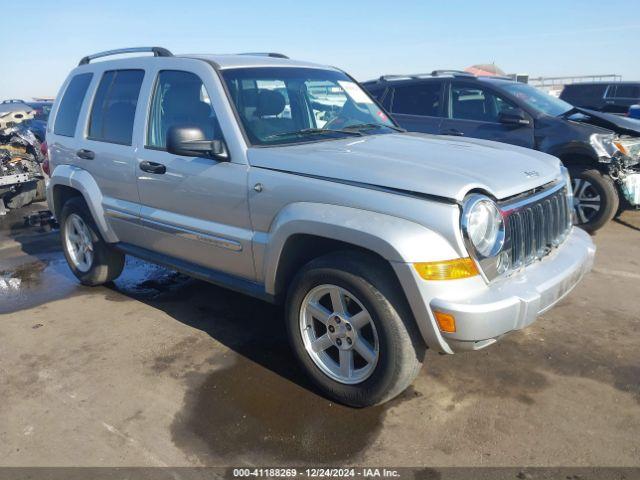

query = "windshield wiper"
[[341, 123, 406, 133], [265, 128, 363, 140]]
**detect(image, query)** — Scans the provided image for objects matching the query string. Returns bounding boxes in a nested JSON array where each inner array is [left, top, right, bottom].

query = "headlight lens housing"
[[590, 133, 618, 162], [462, 195, 505, 259], [591, 133, 640, 166]]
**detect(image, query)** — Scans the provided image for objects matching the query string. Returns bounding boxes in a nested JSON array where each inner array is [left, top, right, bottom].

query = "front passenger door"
[[134, 69, 255, 280], [439, 82, 535, 148]]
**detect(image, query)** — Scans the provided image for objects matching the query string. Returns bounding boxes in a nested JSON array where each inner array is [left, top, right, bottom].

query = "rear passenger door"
[[81, 69, 146, 241], [387, 81, 444, 133], [134, 65, 255, 280], [439, 81, 535, 148]]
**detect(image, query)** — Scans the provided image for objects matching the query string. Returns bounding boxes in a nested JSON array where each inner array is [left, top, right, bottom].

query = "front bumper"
[[394, 227, 595, 353]]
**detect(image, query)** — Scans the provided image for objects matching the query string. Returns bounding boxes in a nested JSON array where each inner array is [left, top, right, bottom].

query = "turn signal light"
[[613, 141, 629, 156], [413, 258, 479, 280], [434, 311, 456, 333]]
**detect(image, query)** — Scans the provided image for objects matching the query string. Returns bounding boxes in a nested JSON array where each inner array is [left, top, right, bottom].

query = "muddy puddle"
[[0, 254, 80, 314], [0, 251, 190, 313]]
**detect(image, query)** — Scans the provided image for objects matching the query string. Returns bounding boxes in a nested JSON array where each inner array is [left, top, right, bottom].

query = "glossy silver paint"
[[47, 53, 595, 355]]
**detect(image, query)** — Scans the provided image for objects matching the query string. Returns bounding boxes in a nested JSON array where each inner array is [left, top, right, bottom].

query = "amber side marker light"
[[413, 258, 479, 281], [434, 311, 456, 333]]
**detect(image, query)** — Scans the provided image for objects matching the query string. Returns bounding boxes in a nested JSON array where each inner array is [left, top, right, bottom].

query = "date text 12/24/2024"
[[232, 468, 401, 478]]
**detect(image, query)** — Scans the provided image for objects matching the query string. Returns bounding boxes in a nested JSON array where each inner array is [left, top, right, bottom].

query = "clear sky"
[[2, 0, 638, 99]]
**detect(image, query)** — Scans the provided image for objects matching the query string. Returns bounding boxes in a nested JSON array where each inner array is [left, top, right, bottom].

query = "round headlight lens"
[[464, 197, 504, 257]]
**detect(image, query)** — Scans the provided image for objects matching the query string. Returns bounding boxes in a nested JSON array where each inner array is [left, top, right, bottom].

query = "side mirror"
[[499, 108, 531, 126], [166, 125, 229, 160]]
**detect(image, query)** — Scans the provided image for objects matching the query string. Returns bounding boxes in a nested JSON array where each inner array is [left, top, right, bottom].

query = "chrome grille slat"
[[502, 185, 572, 274]]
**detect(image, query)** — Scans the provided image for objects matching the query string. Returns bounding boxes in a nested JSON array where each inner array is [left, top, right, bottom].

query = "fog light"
[[434, 311, 456, 333], [414, 258, 479, 280]]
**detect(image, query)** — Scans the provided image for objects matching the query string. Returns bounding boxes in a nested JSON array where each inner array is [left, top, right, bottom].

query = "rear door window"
[[391, 82, 443, 116], [88, 69, 145, 145], [53, 73, 93, 137]]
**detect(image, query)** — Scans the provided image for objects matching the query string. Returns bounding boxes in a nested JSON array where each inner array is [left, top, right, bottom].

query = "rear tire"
[[569, 166, 619, 233], [285, 251, 425, 407], [59, 197, 125, 286]]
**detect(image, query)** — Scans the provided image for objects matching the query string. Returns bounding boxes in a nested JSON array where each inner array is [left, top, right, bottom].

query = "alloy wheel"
[[572, 177, 602, 224], [299, 284, 379, 384], [64, 213, 94, 272]]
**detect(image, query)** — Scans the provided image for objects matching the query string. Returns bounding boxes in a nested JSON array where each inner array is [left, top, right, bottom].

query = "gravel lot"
[[0, 203, 638, 468]]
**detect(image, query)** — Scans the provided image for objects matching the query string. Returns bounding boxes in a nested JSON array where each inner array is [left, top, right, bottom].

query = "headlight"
[[590, 133, 618, 162], [613, 137, 640, 167], [591, 133, 640, 166], [462, 195, 504, 258]]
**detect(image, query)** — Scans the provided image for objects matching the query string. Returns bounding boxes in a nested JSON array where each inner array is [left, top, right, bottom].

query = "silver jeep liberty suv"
[[47, 47, 595, 407]]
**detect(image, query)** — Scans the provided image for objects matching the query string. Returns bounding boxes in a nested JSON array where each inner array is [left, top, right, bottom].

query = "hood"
[[573, 108, 640, 136], [248, 133, 562, 202]]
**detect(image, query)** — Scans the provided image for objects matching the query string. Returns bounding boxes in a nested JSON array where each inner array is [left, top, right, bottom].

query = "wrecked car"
[[363, 73, 640, 232], [0, 105, 47, 214], [46, 47, 595, 407]]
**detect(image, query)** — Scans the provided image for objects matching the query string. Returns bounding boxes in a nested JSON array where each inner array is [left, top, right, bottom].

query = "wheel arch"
[[47, 164, 118, 243], [261, 202, 461, 298]]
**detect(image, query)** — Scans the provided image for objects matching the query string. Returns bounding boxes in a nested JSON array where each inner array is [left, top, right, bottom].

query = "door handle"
[[139, 161, 166, 174], [441, 129, 465, 137], [76, 149, 95, 160]]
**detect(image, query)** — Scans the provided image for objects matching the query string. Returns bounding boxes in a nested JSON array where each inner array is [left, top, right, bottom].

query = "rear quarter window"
[[88, 69, 145, 145], [53, 73, 93, 137]]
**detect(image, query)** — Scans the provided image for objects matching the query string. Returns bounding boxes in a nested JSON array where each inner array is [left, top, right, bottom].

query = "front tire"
[[285, 252, 425, 407], [60, 197, 125, 286], [569, 166, 619, 233]]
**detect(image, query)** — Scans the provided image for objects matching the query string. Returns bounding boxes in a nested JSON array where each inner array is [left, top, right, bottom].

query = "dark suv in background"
[[560, 82, 640, 116], [363, 72, 640, 232]]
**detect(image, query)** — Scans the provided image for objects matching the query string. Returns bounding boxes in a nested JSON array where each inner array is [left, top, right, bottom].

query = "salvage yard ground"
[[0, 204, 639, 467]]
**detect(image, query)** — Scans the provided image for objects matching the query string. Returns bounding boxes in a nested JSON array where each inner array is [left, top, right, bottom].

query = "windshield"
[[500, 82, 573, 117], [222, 67, 396, 146]]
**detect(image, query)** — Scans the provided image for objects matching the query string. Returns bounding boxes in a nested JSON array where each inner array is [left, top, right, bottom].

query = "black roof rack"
[[239, 52, 289, 59], [78, 47, 173, 66]]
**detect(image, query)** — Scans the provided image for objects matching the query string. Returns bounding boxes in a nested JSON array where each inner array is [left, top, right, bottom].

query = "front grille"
[[501, 184, 572, 271]]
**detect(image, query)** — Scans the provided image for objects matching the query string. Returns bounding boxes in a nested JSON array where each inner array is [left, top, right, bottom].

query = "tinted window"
[[53, 73, 93, 137], [88, 70, 144, 145], [450, 84, 516, 122], [562, 84, 608, 104], [614, 84, 640, 99], [147, 70, 222, 149], [365, 85, 386, 100], [391, 82, 443, 116]]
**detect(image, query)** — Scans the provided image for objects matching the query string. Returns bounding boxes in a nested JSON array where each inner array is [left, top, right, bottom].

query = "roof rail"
[[239, 52, 289, 59], [78, 47, 173, 66], [430, 69, 474, 77], [377, 70, 476, 82]]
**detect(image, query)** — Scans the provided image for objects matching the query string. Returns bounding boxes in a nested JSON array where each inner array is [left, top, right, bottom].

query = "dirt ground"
[[0, 203, 638, 468]]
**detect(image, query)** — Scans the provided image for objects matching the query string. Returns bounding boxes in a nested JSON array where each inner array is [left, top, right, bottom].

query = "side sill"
[[114, 242, 278, 304]]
